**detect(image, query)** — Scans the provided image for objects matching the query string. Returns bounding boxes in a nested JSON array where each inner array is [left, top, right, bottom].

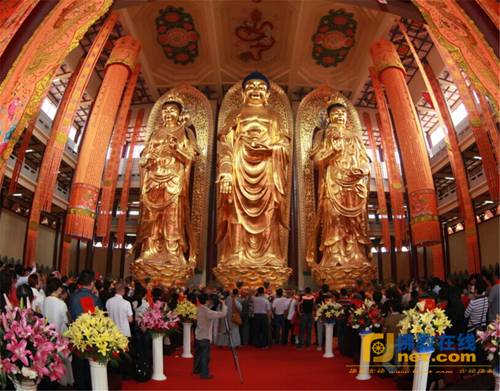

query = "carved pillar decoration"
[[116, 109, 144, 247], [412, 0, 500, 112], [0, 0, 113, 170], [0, 0, 41, 57], [475, 0, 500, 29], [97, 65, 141, 241], [370, 40, 440, 248], [429, 32, 499, 201], [364, 113, 391, 250], [7, 115, 38, 193], [473, 90, 500, 162], [66, 36, 142, 241], [370, 66, 407, 250], [424, 63, 481, 274], [397, 20, 477, 276], [24, 13, 118, 265]]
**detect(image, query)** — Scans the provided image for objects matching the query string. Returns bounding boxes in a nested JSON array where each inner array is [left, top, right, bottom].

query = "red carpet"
[[122, 344, 399, 391]]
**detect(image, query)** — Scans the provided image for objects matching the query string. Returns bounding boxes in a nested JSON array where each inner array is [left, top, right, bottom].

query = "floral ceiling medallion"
[[156, 6, 199, 65], [312, 9, 357, 68], [234, 9, 277, 63]]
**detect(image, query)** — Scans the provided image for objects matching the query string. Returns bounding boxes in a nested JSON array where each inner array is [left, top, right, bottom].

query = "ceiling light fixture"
[[445, 177, 455, 180]]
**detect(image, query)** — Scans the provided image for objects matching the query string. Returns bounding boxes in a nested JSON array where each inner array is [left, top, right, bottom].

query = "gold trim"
[[415, 1, 500, 113], [410, 214, 439, 225], [68, 208, 96, 219]]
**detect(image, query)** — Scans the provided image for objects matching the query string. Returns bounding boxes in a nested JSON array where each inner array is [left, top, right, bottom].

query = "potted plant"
[[476, 315, 500, 390], [348, 299, 384, 380], [173, 300, 197, 358], [397, 301, 452, 390], [64, 308, 129, 391], [0, 302, 70, 391], [137, 301, 179, 380], [315, 301, 344, 358]]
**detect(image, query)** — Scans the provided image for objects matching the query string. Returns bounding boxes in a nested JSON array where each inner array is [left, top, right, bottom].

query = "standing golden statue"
[[296, 87, 377, 289], [130, 84, 214, 286], [213, 73, 293, 287]]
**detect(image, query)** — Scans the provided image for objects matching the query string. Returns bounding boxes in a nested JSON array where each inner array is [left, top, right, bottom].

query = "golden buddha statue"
[[306, 96, 371, 268], [213, 73, 293, 287], [130, 92, 199, 279], [296, 87, 377, 289]]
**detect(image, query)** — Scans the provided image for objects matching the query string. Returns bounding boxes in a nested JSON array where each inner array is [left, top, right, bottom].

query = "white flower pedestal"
[[356, 330, 372, 380], [13, 379, 39, 391], [182, 322, 193, 358], [152, 335, 167, 381], [323, 321, 335, 358], [493, 363, 500, 391], [412, 348, 434, 391], [89, 360, 108, 391]]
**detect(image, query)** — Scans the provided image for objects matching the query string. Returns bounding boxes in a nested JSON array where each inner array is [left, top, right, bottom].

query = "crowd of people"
[[0, 260, 498, 390]]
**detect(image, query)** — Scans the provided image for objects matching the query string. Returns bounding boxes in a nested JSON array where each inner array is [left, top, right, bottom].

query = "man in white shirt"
[[194, 294, 227, 379], [272, 289, 289, 345], [106, 283, 133, 337], [252, 287, 272, 348]]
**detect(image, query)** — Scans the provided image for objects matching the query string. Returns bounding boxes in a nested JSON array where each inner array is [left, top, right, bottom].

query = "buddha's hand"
[[350, 167, 367, 179], [167, 136, 178, 150], [217, 173, 233, 195]]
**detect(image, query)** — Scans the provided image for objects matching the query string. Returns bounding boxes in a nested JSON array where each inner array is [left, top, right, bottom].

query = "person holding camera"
[[193, 294, 228, 379]]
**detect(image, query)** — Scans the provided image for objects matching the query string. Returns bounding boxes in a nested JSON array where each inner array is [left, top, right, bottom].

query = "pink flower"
[[1, 358, 20, 375], [48, 359, 66, 382], [6, 338, 30, 367]]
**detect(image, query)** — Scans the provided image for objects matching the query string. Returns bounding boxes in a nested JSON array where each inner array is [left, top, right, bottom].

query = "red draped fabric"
[[116, 109, 144, 247]]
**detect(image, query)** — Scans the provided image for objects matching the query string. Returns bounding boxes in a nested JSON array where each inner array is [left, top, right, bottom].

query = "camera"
[[210, 293, 222, 308]]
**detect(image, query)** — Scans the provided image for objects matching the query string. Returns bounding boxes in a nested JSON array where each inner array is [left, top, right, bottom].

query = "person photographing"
[[194, 294, 228, 379]]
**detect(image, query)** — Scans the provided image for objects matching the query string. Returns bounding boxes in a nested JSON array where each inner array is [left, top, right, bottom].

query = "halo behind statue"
[[295, 85, 376, 290], [213, 78, 294, 288], [130, 82, 214, 287]]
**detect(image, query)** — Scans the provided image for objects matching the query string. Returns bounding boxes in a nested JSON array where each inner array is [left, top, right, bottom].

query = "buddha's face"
[[162, 103, 180, 125], [244, 79, 268, 105], [329, 106, 347, 127]]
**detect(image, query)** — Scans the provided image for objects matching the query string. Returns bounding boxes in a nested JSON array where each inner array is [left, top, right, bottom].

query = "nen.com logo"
[[362, 333, 477, 364]]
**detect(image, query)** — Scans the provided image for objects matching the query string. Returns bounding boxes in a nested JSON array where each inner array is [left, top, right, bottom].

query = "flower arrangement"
[[173, 300, 197, 323], [137, 301, 180, 337], [348, 299, 384, 332], [64, 308, 129, 366], [0, 303, 70, 388], [315, 301, 344, 322], [476, 315, 500, 365], [397, 301, 452, 347]]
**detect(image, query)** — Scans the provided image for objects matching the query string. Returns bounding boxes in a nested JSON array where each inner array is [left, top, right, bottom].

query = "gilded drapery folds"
[[296, 86, 377, 290], [213, 74, 293, 288], [130, 83, 213, 286]]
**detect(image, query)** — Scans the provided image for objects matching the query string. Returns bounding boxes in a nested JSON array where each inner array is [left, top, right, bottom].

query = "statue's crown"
[[162, 91, 185, 111], [326, 94, 347, 109]]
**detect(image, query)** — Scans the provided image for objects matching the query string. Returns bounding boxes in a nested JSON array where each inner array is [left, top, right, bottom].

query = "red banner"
[[24, 13, 118, 265], [370, 67, 407, 250], [116, 109, 144, 247], [364, 113, 391, 250], [97, 64, 142, 239], [431, 32, 499, 202], [0, 0, 40, 57], [0, 0, 113, 170]]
